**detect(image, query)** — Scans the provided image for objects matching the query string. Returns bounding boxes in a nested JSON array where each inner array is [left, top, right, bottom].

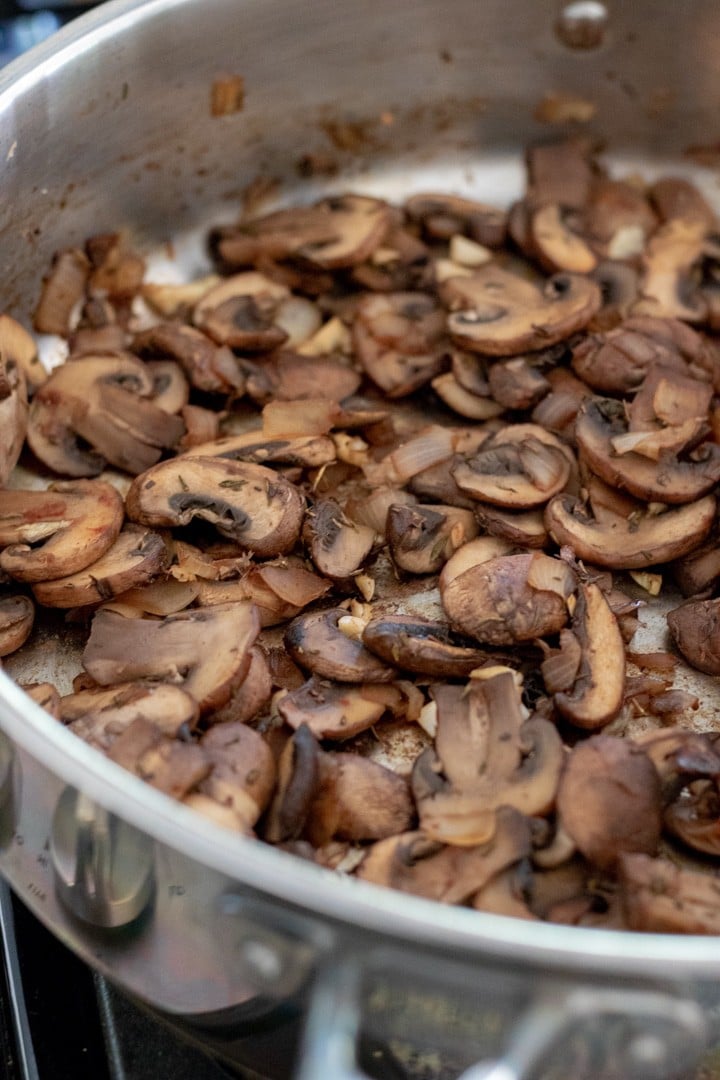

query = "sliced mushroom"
[[285, 608, 395, 683], [199, 721, 276, 826], [0, 595, 34, 657], [487, 358, 550, 412], [431, 371, 504, 420], [192, 272, 290, 351], [107, 717, 210, 800], [353, 292, 447, 398], [0, 346, 28, 488], [82, 601, 260, 713], [619, 853, 720, 935], [0, 314, 46, 394], [208, 646, 273, 725], [438, 535, 515, 591], [27, 354, 185, 477], [244, 350, 360, 403], [146, 360, 190, 416], [304, 499, 375, 580], [191, 431, 336, 469], [474, 505, 549, 549], [31, 526, 165, 608], [33, 248, 90, 334], [530, 204, 597, 274], [664, 781, 720, 857], [673, 532, 720, 598], [440, 552, 575, 645], [472, 864, 537, 920], [196, 558, 330, 626], [585, 179, 657, 260], [307, 753, 413, 844], [0, 481, 123, 582], [142, 274, 221, 318], [361, 616, 492, 678], [554, 583, 625, 729], [405, 193, 507, 248], [650, 177, 716, 229], [525, 139, 595, 211], [278, 676, 401, 740], [386, 503, 477, 574], [60, 682, 199, 749], [557, 736, 662, 871], [444, 268, 601, 356], [357, 806, 531, 904], [452, 425, 571, 509], [265, 724, 321, 843], [134, 322, 244, 394], [126, 456, 305, 557], [667, 597, 720, 675], [632, 219, 707, 322]]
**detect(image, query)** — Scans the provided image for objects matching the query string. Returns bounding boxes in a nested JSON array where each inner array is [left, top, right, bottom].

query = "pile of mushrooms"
[[6, 140, 720, 931]]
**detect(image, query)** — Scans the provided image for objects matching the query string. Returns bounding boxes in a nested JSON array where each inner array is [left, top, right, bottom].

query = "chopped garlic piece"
[[629, 571, 662, 596], [354, 573, 376, 602], [297, 315, 351, 356], [449, 234, 493, 267], [418, 700, 438, 738]]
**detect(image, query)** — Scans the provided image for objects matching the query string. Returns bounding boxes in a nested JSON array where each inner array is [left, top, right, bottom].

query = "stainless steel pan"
[[2, 2, 720, 1076]]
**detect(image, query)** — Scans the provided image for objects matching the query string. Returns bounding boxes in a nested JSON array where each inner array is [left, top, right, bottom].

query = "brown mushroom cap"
[[632, 219, 707, 322], [31, 526, 166, 608], [443, 268, 601, 356], [557, 736, 662, 871], [307, 753, 414, 843], [192, 272, 290, 351], [452, 425, 571, 509], [265, 724, 322, 843], [278, 676, 399, 740], [667, 598, 720, 675], [134, 322, 244, 395], [304, 498, 375, 580], [530, 203, 597, 274], [285, 608, 395, 683], [619, 853, 720, 934], [33, 248, 90, 335], [0, 348, 28, 487], [209, 646, 273, 725], [126, 456, 305, 557], [554, 583, 625, 730], [405, 193, 507, 247], [60, 682, 200, 749], [362, 615, 492, 678], [0, 480, 124, 582], [82, 601, 260, 713], [386, 502, 477, 575], [547, 493, 716, 569], [0, 595, 34, 657], [353, 292, 447, 398], [199, 721, 276, 826]]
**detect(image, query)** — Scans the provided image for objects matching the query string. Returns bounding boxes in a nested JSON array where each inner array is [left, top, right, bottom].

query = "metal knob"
[[50, 787, 155, 928]]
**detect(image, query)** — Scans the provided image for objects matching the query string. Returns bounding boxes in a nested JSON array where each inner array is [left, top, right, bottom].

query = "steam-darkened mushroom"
[[304, 498, 375, 580], [134, 322, 244, 394], [386, 503, 477, 574], [0, 595, 34, 656], [126, 456, 305, 556], [278, 676, 402, 739], [192, 272, 290, 351], [307, 753, 413, 844], [0, 480, 123, 582], [27, 354, 185, 477], [82, 601, 260, 713], [554, 583, 625, 729], [664, 782, 720, 857], [440, 552, 576, 645], [0, 346, 27, 487], [146, 360, 190, 415], [265, 724, 321, 843], [33, 248, 90, 335], [557, 736, 662, 870], [362, 615, 492, 678], [619, 853, 720, 934], [285, 608, 395, 683], [431, 371, 504, 420], [673, 534, 720, 597], [525, 139, 595, 211], [585, 178, 657, 261], [443, 267, 601, 355], [667, 598, 720, 675], [544, 493, 715, 569], [405, 193, 507, 247], [413, 673, 563, 845], [107, 716, 210, 799], [191, 431, 336, 469], [452, 425, 571, 509], [31, 526, 165, 608], [357, 806, 530, 903], [199, 721, 276, 827], [353, 292, 447, 397], [60, 682, 199, 750]]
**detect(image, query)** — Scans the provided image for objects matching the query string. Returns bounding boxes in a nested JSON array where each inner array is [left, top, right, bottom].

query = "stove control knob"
[[50, 787, 154, 928]]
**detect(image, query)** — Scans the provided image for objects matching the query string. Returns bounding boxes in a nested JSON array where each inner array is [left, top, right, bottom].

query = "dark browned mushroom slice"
[[412, 673, 563, 846], [673, 530, 720, 597], [405, 193, 507, 247], [196, 558, 330, 626], [557, 736, 662, 871], [33, 248, 90, 334], [27, 354, 185, 477], [362, 616, 492, 678], [452, 425, 571, 509], [134, 322, 244, 394], [278, 676, 394, 739], [353, 292, 447, 398], [576, 398, 720, 505], [585, 179, 657, 261], [440, 551, 576, 645], [0, 480, 123, 582], [190, 431, 336, 469], [285, 608, 395, 683], [530, 204, 597, 274], [475, 505, 549, 549], [487, 358, 550, 411], [632, 219, 707, 322], [192, 272, 290, 351], [304, 498, 375, 580], [664, 782, 720, 857], [545, 493, 715, 569], [60, 682, 199, 749], [208, 646, 272, 725], [357, 806, 531, 904], [0, 314, 46, 394], [650, 177, 717, 229], [438, 535, 515, 591], [126, 456, 305, 557], [0, 595, 34, 657], [619, 853, 720, 934], [667, 597, 720, 675], [244, 351, 360, 403], [85, 232, 145, 299], [199, 721, 276, 827], [0, 345, 27, 487], [351, 225, 430, 292], [82, 601, 260, 713], [386, 503, 477, 575], [107, 717, 210, 800], [307, 752, 414, 845], [265, 724, 322, 843], [554, 583, 625, 729], [31, 526, 166, 608]]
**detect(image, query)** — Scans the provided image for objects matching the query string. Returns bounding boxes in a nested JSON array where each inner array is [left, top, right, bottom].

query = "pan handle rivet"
[[556, 1, 609, 50]]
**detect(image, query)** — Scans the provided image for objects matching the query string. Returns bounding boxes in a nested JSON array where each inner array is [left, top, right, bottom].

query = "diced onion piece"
[[274, 296, 322, 347], [449, 234, 493, 267], [297, 316, 352, 356], [629, 570, 662, 596], [418, 700, 438, 738], [526, 553, 576, 598]]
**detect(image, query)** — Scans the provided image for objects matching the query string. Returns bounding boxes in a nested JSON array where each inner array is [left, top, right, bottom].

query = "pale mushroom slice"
[[107, 717, 210, 800], [0, 480, 124, 582], [530, 204, 597, 274], [544, 493, 716, 569], [576, 398, 720, 505], [554, 583, 625, 730], [305, 753, 413, 845], [357, 806, 531, 905], [284, 608, 395, 683], [619, 853, 720, 935], [386, 503, 477, 575], [632, 219, 707, 322], [60, 682, 200, 750], [486, 357, 550, 412], [452, 425, 571, 509], [0, 343, 28, 487], [190, 431, 336, 470], [82, 601, 260, 713], [31, 526, 166, 608], [0, 595, 34, 657], [361, 616, 493, 678], [557, 736, 662, 872], [192, 272, 290, 351], [33, 248, 90, 335], [405, 193, 507, 247], [432, 371, 504, 420], [133, 322, 244, 394], [209, 646, 272, 725], [125, 456, 305, 557], [278, 677, 402, 740], [412, 673, 563, 847], [442, 267, 601, 356], [352, 292, 448, 398], [199, 721, 276, 827], [440, 552, 576, 645], [304, 499, 375, 580], [27, 353, 185, 477], [0, 314, 46, 394], [22, 682, 61, 717], [667, 598, 720, 675]]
